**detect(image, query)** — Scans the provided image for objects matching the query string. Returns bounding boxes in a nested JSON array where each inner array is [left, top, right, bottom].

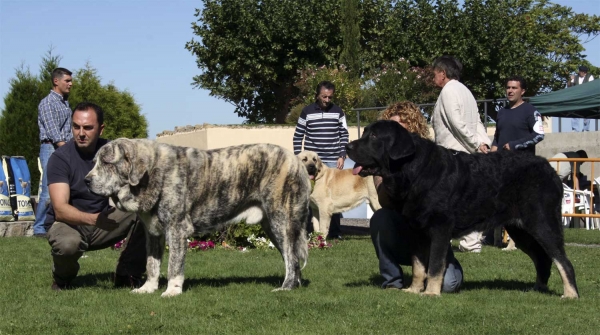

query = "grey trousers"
[[370, 208, 463, 293], [47, 208, 146, 285]]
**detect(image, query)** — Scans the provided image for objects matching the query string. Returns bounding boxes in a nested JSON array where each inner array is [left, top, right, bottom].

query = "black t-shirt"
[[44, 138, 109, 230], [492, 102, 544, 155]]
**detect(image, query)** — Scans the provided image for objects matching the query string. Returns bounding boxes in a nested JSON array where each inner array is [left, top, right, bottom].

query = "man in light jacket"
[[431, 55, 491, 253]]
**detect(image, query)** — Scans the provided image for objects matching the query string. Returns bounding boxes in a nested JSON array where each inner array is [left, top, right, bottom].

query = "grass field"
[[1, 229, 599, 335]]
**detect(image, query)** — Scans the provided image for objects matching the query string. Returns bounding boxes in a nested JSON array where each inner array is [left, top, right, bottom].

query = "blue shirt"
[[44, 139, 109, 229], [492, 102, 544, 155], [38, 90, 73, 143]]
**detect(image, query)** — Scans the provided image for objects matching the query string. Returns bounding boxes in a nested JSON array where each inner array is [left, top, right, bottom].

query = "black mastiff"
[[346, 120, 578, 298]]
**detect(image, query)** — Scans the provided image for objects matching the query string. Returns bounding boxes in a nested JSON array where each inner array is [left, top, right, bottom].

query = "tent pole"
[[558, 117, 562, 133]]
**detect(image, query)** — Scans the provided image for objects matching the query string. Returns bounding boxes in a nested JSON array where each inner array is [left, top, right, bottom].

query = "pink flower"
[[113, 238, 126, 249], [188, 239, 216, 251]]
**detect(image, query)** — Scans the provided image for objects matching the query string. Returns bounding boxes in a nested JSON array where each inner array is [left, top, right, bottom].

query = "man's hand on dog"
[[95, 207, 119, 231], [337, 157, 345, 169]]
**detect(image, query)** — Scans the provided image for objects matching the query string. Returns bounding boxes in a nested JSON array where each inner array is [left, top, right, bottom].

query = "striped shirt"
[[38, 90, 73, 143], [293, 102, 349, 162]]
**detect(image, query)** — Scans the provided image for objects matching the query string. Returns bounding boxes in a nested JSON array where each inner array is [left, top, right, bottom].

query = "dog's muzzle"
[[306, 164, 317, 178]]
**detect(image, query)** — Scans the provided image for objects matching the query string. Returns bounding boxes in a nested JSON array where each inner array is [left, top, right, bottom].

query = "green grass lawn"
[[1, 229, 599, 335]]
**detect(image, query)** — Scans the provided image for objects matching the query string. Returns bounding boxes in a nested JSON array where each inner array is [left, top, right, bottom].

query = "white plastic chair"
[[563, 183, 594, 229], [561, 188, 575, 227]]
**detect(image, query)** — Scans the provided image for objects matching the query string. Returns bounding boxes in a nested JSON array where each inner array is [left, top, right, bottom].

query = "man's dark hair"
[[579, 66, 589, 73], [51, 67, 72, 84], [73, 102, 104, 125], [505, 75, 527, 90], [315, 81, 336, 100], [432, 55, 462, 81]]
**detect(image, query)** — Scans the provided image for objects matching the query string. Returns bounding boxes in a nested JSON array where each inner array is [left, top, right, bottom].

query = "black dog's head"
[[346, 120, 416, 177]]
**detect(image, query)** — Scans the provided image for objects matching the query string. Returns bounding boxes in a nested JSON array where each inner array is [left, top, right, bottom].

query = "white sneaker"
[[458, 245, 481, 253]]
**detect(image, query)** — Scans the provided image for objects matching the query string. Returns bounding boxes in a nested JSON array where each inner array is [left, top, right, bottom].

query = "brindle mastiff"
[[85, 139, 310, 297]]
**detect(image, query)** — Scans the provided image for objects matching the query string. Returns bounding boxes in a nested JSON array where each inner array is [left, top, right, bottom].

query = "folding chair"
[[563, 183, 594, 229]]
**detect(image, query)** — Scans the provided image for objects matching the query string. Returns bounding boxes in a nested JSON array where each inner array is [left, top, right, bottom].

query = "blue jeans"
[[370, 208, 463, 293], [33, 143, 54, 234], [571, 118, 590, 132], [322, 161, 342, 237]]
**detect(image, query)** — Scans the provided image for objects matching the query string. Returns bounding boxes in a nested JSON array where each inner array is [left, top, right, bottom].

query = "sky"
[[1, 0, 599, 138]]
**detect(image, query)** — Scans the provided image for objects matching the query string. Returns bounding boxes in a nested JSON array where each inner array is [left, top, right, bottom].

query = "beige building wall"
[[156, 124, 498, 152], [157, 118, 600, 178], [157, 125, 364, 152]]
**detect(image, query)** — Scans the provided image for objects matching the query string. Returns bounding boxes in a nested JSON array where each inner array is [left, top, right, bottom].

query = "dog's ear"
[[119, 139, 150, 187], [100, 143, 121, 164], [315, 154, 323, 173], [387, 123, 416, 160]]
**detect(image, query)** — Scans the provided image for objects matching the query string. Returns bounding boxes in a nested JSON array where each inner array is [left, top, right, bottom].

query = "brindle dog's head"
[[297, 150, 324, 181], [85, 138, 155, 212], [346, 120, 416, 177]]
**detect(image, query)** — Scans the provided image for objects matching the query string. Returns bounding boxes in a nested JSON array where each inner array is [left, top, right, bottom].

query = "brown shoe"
[[114, 274, 144, 289]]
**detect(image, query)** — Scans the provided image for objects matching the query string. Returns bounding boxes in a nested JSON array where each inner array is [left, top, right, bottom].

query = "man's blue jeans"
[[370, 208, 463, 293], [33, 143, 55, 234], [571, 118, 590, 132]]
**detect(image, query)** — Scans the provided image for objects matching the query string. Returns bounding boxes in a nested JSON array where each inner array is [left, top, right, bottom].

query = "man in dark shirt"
[[45, 102, 146, 291], [491, 76, 544, 155]]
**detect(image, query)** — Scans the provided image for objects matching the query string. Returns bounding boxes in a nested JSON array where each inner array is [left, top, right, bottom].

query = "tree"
[[68, 63, 148, 139], [0, 51, 60, 193], [188, 0, 599, 123], [0, 53, 148, 194], [339, 0, 362, 78], [0, 66, 47, 193], [382, 0, 600, 99], [186, 0, 342, 123]]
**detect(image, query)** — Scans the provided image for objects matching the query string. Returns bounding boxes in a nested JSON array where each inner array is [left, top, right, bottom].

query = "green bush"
[[198, 221, 270, 249], [288, 61, 437, 126]]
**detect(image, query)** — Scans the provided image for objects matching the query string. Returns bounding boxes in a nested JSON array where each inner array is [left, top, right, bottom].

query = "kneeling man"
[[45, 102, 146, 290]]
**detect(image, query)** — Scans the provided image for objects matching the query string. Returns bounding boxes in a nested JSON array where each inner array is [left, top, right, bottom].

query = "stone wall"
[[536, 132, 600, 179], [0, 221, 33, 237]]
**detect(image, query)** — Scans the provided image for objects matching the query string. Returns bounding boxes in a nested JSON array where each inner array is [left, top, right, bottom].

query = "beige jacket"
[[432, 80, 491, 153]]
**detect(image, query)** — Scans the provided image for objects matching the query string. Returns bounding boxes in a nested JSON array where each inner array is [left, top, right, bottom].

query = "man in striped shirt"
[[34, 67, 74, 237], [293, 81, 349, 239]]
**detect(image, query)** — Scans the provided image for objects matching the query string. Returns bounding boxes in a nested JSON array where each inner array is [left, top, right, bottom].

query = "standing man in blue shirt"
[[293, 81, 349, 239], [491, 76, 544, 155], [34, 68, 74, 237]]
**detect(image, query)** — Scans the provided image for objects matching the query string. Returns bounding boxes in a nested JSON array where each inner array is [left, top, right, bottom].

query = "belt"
[[41, 140, 53, 144]]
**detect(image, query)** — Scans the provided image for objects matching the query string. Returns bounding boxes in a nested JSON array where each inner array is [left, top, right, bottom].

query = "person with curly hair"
[[370, 101, 464, 293], [379, 101, 431, 139]]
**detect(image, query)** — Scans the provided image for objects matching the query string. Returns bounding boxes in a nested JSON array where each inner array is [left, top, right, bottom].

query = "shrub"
[[288, 64, 364, 123]]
